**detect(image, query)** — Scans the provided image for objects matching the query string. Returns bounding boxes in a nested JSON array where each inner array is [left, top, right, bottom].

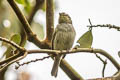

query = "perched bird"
[[51, 12, 76, 77]]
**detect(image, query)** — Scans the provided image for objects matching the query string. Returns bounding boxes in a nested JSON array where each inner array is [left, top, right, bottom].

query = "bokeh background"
[[0, 0, 120, 80]]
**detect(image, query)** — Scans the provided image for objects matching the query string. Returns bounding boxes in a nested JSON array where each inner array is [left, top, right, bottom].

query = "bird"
[[51, 12, 76, 77]]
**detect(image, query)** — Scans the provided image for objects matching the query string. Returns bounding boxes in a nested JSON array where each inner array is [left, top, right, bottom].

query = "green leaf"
[[15, 0, 25, 4], [24, 0, 31, 13], [77, 30, 93, 48], [4, 47, 14, 58], [10, 34, 21, 45], [2, 34, 21, 58]]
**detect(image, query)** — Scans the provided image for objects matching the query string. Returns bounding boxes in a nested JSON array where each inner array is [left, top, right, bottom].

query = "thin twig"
[[0, 37, 25, 65], [102, 59, 107, 77], [88, 18, 93, 30], [15, 55, 51, 69], [0, 49, 56, 66], [0, 52, 28, 72], [0, 37, 24, 51], [88, 18, 92, 26], [87, 24, 120, 31], [28, 48, 120, 70], [95, 54, 107, 77], [95, 53, 105, 64], [0, 53, 19, 65]]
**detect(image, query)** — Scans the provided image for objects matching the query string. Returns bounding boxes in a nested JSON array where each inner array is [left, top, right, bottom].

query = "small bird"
[[51, 12, 76, 77]]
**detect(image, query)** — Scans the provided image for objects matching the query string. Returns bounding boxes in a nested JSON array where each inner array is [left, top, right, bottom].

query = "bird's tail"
[[51, 54, 62, 77]]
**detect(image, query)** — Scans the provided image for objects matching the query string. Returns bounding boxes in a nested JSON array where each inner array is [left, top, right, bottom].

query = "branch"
[[113, 71, 120, 80], [60, 59, 83, 80], [0, 37, 24, 51], [7, 0, 34, 35], [0, 53, 19, 65], [102, 60, 107, 77], [28, 0, 45, 24], [95, 54, 107, 77], [88, 18, 93, 30], [1, 47, 118, 79], [46, 0, 54, 42], [7, 0, 50, 49], [28, 48, 120, 70], [0, 37, 26, 66], [7, 1, 82, 79], [20, 0, 45, 47], [28, 48, 120, 79], [15, 55, 51, 69], [0, 52, 28, 72], [28, 49, 58, 54], [87, 24, 120, 31], [28, 50, 84, 80]]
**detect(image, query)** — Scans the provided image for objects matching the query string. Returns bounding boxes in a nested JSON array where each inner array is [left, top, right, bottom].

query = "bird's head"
[[59, 12, 72, 24]]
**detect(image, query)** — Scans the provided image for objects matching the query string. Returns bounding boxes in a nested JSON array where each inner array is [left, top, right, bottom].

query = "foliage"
[[77, 29, 93, 48], [0, 1, 45, 80], [3, 34, 21, 58]]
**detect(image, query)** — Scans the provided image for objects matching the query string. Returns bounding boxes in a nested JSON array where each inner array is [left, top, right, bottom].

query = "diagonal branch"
[[7, 0, 34, 35], [0, 37, 24, 51], [7, 0, 50, 49], [0, 37, 26, 66], [0, 37, 27, 72]]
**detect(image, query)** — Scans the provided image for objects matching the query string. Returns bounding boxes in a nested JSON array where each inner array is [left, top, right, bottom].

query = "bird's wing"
[[52, 28, 57, 50]]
